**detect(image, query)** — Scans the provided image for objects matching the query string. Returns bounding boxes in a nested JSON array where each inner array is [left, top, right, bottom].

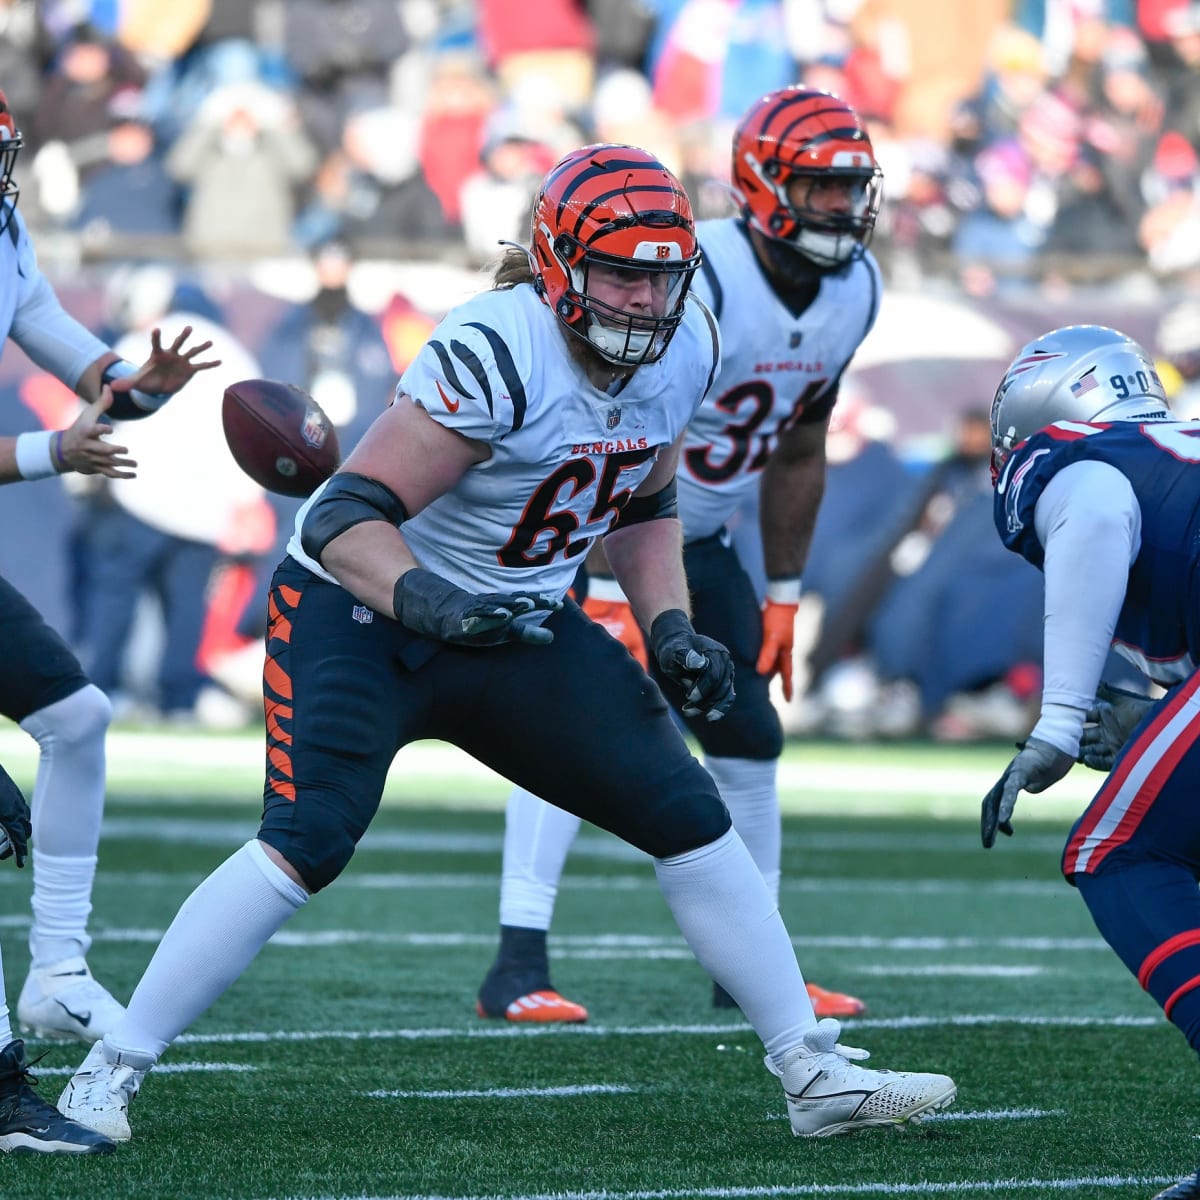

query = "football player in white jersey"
[[477, 88, 884, 1025], [0, 89, 218, 1154], [58, 144, 954, 1144]]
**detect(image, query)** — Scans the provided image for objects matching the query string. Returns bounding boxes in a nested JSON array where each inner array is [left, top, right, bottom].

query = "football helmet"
[[732, 87, 882, 276], [990, 325, 1170, 480], [0, 89, 21, 238], [530, 143, 700, 366]]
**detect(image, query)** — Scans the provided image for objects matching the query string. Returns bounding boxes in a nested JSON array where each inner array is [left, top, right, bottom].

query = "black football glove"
[[393, 568, 562, 647], [0, 763, 31, 868], [980, 736, 1075, 849], [1078, 683, 1157, 772], [649, 609, 735, 722]]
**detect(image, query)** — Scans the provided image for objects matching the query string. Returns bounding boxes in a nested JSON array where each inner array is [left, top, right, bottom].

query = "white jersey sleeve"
[[2, 209, 109, 389]]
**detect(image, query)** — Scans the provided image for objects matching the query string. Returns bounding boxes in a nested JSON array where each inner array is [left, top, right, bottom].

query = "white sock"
[[0, 941, 10, 1047], [498, 786, 582, 930], [704, 756, 781, 904], [107, 840, 307, 1060], [28, 852, 97, 967], [654, 827, 814, 1067], [19, 686, 111, 964]]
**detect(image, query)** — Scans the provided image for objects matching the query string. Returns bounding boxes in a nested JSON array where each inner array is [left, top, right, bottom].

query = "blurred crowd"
[[0, 0, 1198, 288], [4, 0, 1200, 741]]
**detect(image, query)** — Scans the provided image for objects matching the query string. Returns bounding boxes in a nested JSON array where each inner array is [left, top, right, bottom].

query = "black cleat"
[[476, 925, 587, 1023], [0, 1039, 115, 1155], [1155, 1172, 1200, 1199]]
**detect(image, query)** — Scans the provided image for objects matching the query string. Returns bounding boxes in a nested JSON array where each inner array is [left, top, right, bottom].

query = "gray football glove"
[[1078, 683, 1157, 772], [981, 736, 1076, 849], [0, 764, 31, 869], [393, 568, 562, 647], [649, 609, 736, 722]]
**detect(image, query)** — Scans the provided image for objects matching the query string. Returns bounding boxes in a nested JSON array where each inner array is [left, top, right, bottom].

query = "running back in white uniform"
[[679, 217, 881, 541], [290, 282, 721, 600]]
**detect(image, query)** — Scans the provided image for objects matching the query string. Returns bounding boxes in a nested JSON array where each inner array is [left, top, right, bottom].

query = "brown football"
[[222, 379, 340, 499]]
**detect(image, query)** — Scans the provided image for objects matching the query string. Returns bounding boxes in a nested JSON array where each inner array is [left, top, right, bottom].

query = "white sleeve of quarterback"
[[1031, 459, 1141, 747], [8, 212, 110, 390]]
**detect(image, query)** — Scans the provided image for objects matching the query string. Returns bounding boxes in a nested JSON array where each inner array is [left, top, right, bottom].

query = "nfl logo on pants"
[[352, 605, 374, 624]]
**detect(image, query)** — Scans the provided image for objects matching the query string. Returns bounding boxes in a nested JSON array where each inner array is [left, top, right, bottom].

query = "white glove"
[[981, 737, 1076, 849], [1078, 683, 1157, 772]]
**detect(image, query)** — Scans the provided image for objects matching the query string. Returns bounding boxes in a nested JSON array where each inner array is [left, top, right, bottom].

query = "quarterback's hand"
[[756, 598, 799, 701], [582, 596, 647, 668], [649, 608, 735, 721], [1079, 683, 1157, 772], [393, 568, 562, 647], [0, 764, 31, 869], [981, 737, 1075, 849], [59, 390, 137, 478], [116, 325, 221, 399]]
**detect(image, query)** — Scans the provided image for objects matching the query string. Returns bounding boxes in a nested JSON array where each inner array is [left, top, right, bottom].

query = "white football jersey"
[[678, 218, 882, 539], [290, 282, 720, 600]]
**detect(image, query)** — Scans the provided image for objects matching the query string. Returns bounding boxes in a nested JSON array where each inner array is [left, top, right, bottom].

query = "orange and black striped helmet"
[[0, 90, 22, 238], [530, 143, 700, 366], [732, 87, 881, 270]]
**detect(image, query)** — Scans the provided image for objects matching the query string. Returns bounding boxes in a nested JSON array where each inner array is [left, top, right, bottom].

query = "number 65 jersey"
[[996, 418, 1200, 686], [290, 281, 721, 601], [676, 218, 882, 540]]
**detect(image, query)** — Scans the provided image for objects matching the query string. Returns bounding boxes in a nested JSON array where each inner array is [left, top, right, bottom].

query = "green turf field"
[[0, 730, 1191, 1200]]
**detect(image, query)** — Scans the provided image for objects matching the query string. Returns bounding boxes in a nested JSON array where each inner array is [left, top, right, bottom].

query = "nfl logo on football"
[[301, 408, 328, 449], [351, 604, 374, 625], [606, 406, 622, 430]]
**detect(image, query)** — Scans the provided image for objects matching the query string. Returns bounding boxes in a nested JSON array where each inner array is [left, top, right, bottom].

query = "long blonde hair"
[[492, 245, 536, 290]]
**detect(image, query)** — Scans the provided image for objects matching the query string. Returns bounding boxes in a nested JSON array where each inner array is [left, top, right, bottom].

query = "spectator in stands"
[[477, 0, 597, 113], [951, 25, 1050, 158], [1138, 127, 1200, 273], [459, 113, 556, 263], [28, 22, 145, 160], [73, 88, 180, 246], [167, 80, 317, 259], [281, 0, 411, 156], [74, 271, 271, 727], [300, 95, 456, 252], [1157, 297, 1200, 416]]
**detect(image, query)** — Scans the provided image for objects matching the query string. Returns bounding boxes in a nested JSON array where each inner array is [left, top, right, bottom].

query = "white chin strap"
[[587, 318, 655, 363], [795, 228, 856, 267]]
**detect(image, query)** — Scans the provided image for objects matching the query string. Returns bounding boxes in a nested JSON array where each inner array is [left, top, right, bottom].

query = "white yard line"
[[367, 1084, 639, 1100], [131, 1013, 1163, 1050], [33, 1061, 256, 1076], [258, 1176, 1178, 1200]]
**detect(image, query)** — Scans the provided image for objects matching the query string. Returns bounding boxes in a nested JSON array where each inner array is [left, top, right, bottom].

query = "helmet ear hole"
[[554, 234, 576, 261], [556, 298, 577, 321]]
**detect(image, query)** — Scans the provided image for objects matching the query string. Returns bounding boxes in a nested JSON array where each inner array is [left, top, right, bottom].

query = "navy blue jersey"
[[995, 419, 1200, 685]]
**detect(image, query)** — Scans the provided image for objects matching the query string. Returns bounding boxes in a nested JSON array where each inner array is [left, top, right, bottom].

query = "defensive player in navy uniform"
[[981, 324, 1200, 1200], [0, 89, 217, 1155], [476, 87, 882, 1025], [57, 144, 955, 1144]]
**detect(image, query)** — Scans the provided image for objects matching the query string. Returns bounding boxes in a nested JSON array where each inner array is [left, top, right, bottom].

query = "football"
[[222, 379, 341, 499]]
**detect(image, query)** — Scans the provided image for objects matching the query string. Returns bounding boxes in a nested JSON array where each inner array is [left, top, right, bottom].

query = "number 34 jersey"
[[295, 282, 721, 601], [677, 218, 882, 540], [996, 419, 1200, 685]]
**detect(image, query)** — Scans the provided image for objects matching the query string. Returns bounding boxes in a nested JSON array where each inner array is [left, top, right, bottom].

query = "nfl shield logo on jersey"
[[351, 604, 374, 624], [606, 406, 622, 430]]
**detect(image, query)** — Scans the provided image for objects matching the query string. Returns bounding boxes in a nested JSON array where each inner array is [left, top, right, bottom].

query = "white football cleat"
[[771, 1018, 956, 1137], [17, 957, 126, 1042], [57, 1039, 154, 1142]]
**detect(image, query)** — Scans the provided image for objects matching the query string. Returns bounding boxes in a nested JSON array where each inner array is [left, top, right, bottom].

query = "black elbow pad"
[[300, 472, 408, 562], [609, 478, 678, 531]]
